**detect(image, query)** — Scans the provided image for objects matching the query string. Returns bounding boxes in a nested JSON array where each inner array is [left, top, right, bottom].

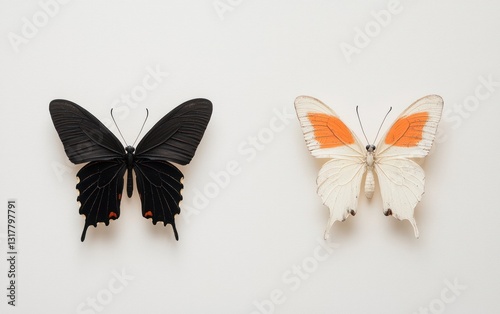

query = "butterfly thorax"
[[365, 144, 376, 199], [125, 145, 135, 197], [365, 144, 376, 166], [125, 146, 135, 167]]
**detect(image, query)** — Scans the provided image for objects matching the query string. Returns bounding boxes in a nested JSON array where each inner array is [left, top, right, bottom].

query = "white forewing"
[[294, 96, 365, 158], [376, 95, 444, 159]]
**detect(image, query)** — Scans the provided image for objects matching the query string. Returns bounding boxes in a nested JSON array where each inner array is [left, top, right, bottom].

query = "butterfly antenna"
[[356, 106, 370, 144], [132, 108, 149, 147], [110, 108, 129, 146], [373, 106, 393, 144]]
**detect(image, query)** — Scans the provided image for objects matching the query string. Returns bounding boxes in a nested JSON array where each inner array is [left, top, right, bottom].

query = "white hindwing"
[[374, 159, 425, 237], [317, 157, 366, 239]]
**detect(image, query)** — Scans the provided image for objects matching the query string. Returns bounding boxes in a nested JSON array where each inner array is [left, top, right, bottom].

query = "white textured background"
[[1, 1, 500, 313]]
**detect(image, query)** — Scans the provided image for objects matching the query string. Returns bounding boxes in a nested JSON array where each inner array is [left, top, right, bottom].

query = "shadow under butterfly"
[[49, 99, 213, 241]]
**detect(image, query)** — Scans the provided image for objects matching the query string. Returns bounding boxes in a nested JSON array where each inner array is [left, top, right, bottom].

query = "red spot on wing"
[[385, 112, 429, 147], [307, 113, 354, 148], [109, 212, 117, 219], [144, 211, 153, 218]]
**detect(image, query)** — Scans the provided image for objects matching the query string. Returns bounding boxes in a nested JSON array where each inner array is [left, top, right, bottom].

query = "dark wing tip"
[[49, 99, 80, 111], [182, 98, 213, 115]]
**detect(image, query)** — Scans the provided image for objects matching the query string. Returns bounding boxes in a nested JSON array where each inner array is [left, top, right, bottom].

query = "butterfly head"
[[365, 144, 376, 153], [356, 106, 392, 155], [125, 146, 135, 154]]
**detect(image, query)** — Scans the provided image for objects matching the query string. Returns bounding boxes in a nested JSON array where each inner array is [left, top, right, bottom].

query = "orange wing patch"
[[385, 112, 429, 147], [307, 113, 355, 148], [144, 211, 153, 218], [109, 212, 118, 219]]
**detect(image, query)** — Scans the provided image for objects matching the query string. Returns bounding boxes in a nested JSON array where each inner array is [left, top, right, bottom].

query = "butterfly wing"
[[134, 160, 183, 240], [294, 96, 365, 158], [374, 95, 444, 237], [295, 96, 366, 239], [135, 98, 213, 164], [76, 160, 126, 241], [374, 159, 425, 237], [49, 100, 127, 241], [134, 99, 212, 239], [317, 158, 366, 239], [49, 99, 124, 163]]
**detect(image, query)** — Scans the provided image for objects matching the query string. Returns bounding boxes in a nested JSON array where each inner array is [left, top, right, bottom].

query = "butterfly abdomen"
[[364, 152, 375, 199], [125, 146, 135, 197], [365, 169, 375, 199]]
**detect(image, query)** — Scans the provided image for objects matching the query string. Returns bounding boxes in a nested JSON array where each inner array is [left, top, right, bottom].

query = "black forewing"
[[49, 99, 124, 164], [76, 160, 126, 241], [134, 159, 184, 240], [135, 98, 213, 165]]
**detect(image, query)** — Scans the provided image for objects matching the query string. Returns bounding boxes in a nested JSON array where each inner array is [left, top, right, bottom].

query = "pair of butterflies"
[[50, 95, 443, 241]]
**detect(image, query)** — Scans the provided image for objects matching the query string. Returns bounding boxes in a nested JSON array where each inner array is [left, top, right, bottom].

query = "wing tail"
[[409, 217, 420, 238]]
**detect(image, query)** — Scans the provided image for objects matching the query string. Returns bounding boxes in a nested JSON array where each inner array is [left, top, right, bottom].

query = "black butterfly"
[[49, 99, 212, 241]]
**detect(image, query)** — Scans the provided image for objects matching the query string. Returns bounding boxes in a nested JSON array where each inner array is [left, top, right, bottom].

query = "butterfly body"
[[124, 145, 135, 197], [364, 149, 375, 199], [50, 99, 212, 241], [295, 95, 443, 239]]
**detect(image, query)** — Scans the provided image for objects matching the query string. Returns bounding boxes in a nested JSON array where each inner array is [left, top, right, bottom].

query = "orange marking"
[[385, 112, 429, 147], [145, 211, 153, 218], [109, 212, 117, 219], [307, 113, 354, 148]]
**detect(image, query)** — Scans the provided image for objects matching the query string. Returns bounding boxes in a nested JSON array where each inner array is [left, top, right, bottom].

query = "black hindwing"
[[76, 160, 126, 241], [134, 159, 184, 240]]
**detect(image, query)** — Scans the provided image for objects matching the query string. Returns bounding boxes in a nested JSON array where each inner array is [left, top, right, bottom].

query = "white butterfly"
[[294, 95, 444, 239]]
